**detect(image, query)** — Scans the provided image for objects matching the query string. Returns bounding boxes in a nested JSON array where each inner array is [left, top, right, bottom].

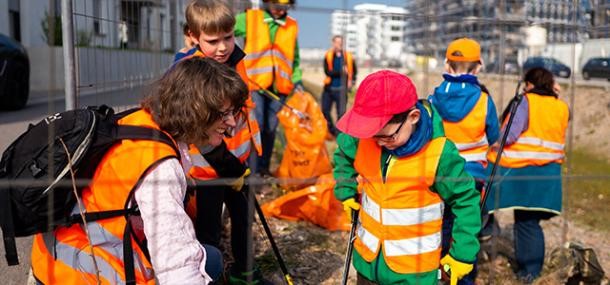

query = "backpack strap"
[[1, 188, 19, 265], [66, 207, 139, 225], [123, 223, 137, 285], [115, 125, 181, 159], [1, 133, 24, 265]]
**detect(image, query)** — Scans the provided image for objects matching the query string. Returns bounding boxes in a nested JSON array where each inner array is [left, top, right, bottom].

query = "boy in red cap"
[[333, 70, 481, 284], [428, 37, 500, 284]]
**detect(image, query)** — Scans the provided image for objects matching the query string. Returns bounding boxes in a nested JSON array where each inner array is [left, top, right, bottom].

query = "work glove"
[[440, 255, 474, 285], [342, 197, 360, 222], [230, 168, 251, 192]]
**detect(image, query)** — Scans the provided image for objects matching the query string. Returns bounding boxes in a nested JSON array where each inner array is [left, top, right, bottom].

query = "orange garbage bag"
[[261, 174, 350, 231], [276, 90, 332, 190]]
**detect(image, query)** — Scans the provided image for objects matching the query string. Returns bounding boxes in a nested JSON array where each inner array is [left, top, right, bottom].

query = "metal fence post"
[[61, 0, 77, 110]]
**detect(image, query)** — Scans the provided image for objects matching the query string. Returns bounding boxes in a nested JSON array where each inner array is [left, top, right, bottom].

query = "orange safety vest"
[[31, 110, 178, 285], [353, 137, 446, 274], [488, 93, 569, 168], [442, 92, 489, 166], [184, 49, 262, 181], [243, 9, 298, 95], [323, 49, 354, 86]]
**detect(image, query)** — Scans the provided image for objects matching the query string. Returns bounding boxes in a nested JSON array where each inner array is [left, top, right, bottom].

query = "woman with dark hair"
[[484, 67, 569, 283], [31, 57, 248, 285]]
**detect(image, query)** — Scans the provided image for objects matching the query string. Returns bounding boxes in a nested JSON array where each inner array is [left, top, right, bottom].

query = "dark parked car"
[[582, 57, 610, 80], [485, 59, 519, 74], [0, 33, 30, 110], [522, 56, 571, 78]]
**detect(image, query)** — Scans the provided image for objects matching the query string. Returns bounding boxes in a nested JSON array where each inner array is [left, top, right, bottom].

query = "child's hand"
[[440, 255, 473, 285], [342, 197, 360, 221]]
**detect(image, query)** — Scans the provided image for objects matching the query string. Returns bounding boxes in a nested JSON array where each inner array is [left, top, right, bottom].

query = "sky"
[[289, 0, 405, 49]]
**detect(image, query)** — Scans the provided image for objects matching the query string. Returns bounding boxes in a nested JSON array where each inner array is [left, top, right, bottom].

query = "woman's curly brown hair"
[[142, 57, 247, 145]]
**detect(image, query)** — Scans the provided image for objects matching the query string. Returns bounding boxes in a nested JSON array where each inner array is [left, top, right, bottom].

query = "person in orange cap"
[[333, 70, 481, 285], [428, 37, 500, 284]]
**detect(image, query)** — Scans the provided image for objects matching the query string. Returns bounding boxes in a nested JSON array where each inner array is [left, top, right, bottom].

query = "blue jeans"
[[202, 244, 223, 281], [321, 87, 347, 136], [513, 210, 553, 281], [251, 90, 286, 173]]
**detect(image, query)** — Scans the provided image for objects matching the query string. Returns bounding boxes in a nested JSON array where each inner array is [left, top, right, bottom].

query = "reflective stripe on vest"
[[244, 9, 297, 94], [38, 221, 154, 284], [31, 110, 174, 285], [352, 137, 446, 274], [442, 92, 489, 164], [323, 50, 354, 85], [515, 136, 565, 150], [502, 150, 564, 160], [488, 93, 569, 168], [384, 232, 442, 257], [361, 192, 443, 226], [453, 135, 488, 151], [460, 152, 488, 162]]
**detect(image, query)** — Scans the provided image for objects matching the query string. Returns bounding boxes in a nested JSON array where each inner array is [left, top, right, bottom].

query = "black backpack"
[[0, 105, 178, 267]]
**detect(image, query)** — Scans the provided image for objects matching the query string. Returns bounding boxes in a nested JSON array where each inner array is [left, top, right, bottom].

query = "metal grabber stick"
[[242, 189, 294, 285], [480, 80, 524, 211], [341, 209, 359, 285], [247, 78, 309, 120]]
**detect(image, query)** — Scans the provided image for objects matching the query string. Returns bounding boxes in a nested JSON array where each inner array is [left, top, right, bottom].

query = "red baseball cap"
[[336, 70, 418, 138]]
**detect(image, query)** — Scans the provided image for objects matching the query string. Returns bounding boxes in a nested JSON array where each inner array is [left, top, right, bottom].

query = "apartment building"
[[404, 0, 589, 64], [589, 0, 610, 38], [0, 0, 188, 51], [330, 3, 407, 64], [0, 0, 192, 92]]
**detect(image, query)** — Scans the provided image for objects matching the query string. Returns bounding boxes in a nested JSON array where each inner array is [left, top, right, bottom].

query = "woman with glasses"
[[333, 70, 481, 285], [31, 57, 247, 285]]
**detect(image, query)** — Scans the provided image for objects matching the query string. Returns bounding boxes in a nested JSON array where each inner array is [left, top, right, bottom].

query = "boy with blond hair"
[[428, 37, 500, 284], [176, 1, 266, 284]]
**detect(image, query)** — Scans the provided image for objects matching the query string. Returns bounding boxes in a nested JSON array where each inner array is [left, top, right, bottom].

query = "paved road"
[[0, 86, 144, 285]]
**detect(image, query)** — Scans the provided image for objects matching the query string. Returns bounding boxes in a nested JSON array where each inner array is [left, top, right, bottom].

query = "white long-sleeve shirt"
[[133, 142, 212, 284]]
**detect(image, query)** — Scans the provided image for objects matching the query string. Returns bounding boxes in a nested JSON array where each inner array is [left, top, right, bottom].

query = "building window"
[[93, 0, 102, 35], [391, 36, 400, 42], [391, 26, 400, 31], [8, 0, 21, 41]]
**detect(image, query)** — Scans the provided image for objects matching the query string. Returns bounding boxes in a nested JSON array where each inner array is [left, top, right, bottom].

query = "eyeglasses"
[[372, 119, 406, 142], [217, 108, 241, 122]]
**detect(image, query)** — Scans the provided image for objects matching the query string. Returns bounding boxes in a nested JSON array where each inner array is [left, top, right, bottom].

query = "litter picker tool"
[[244, 191, 294, 285], [341, 209, 359, 285], [247, 78, 309, 120], [480, 80, 524, 211]]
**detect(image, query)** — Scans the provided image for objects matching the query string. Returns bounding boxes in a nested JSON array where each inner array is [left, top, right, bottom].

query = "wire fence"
[[1, 0, 609, 284]]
